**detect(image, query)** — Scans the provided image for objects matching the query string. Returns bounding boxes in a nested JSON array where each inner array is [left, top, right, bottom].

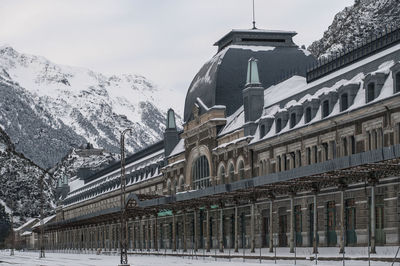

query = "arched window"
[[218, 165, 225, 184], [290, 113, 296, 128], [340, 93, 348, 111], [322, 100, 329, 118], [396, 72, 400, 93], [276, 118, 282, 133], [238, 160, 245, 180], [260, 124, 266, 138], [367, 83, 375, 102], [228, 163, 235, 183], [192, 155, 210, 189], [305, 107, 312, 123]]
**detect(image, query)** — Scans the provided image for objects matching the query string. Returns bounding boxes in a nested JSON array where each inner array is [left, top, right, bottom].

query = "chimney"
[[243, 57, 264, 135]]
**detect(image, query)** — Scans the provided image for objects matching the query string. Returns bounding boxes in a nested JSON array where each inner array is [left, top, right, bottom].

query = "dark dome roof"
[[184, 29, 316, 122]]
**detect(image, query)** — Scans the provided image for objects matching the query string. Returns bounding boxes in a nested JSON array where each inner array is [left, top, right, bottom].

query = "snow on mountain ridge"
[[308, 0, 400, 59], [0, 45, 182, 168]]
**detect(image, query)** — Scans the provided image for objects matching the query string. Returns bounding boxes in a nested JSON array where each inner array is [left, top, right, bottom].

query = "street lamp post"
[[120, 129, 132, 266], [10, 207, 14, 256], [39, 172, 45, 258]]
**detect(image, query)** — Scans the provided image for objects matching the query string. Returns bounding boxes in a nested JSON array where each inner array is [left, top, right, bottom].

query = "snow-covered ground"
[[0, 248, 397, 266]]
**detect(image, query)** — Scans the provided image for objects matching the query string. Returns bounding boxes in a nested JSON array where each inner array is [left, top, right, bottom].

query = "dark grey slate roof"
[[184, 29, 316, 122]]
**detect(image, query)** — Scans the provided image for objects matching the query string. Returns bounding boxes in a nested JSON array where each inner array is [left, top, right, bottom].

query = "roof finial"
[[252, 0, 257, 29]]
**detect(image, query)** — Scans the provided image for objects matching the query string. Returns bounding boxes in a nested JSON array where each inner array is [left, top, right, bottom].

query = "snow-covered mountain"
[[0, 46, 182, 168], [308, 0, 400, 59], [0, 126, 54, 225]]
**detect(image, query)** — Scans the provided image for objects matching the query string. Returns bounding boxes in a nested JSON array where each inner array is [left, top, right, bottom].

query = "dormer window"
[[276, 118, 282, 133], [364, 73, 386, 103], [367, 83, 375, 102], [340, 93, 348, 111], [322, 100, 330, 118], [290, 113, 296, 128], [305, 107, 312, 123], [396, 72, 400, 93], [260, 124, 265, 138]]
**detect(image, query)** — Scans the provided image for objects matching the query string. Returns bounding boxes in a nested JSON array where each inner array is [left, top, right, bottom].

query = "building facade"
[[40, 26, 400, 255]]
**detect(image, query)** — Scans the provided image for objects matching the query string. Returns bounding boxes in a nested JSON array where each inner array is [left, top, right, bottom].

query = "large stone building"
[[41, 26, 400, 255]]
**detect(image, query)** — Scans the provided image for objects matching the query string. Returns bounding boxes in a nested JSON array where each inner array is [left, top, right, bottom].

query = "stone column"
[[269, 201, 274, 253], [250, 203, 255, 253], [194, 209, 198, 251], [154, 216, 158, 251], [313, 194, 318, 254], [371, 184, 376, 253], [289, 195, 295, 253], [132, 221, 136, 250], [108, 224, 112, 251], [219, 207, 224, 252], [206, 208, 210, 252], [139, 219, 142, 251], [172, 212, 177, 251], [234, 205, 239, 252], [146, 218, 150, 251], [183, 212, 187, 252], [339, 189, 345, 253]]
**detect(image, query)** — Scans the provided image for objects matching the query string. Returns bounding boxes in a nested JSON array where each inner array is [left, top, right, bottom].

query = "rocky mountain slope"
[[308, 0, 400, 59], [0, 46, 182, 169], [0, 126, 54, 225], [51, 144, 119, 188]]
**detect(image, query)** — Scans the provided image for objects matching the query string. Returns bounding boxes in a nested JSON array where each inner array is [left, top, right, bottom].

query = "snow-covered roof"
[[20, 231, 32, 237], [213, 136, 253, 151], [251, 58, 399, 145], [168, 138, 185, 158], [264, 42, 400, 110], [15, 218, 38, 232], [32, 215, 56, 229], [63, 148, 165, 207], [218, 106, 245, 136]]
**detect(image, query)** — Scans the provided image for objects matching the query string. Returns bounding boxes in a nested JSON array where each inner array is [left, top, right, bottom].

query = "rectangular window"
[[367, 83, 375, 102], [340, 93, 349, 111], [296, 150, 302, 167], [322, 100, 330, 118], [313, 146, 318, 163], [398, 123, 400, 144], [343, 137, 348, 156], [330, 140, 336, 159], [322, 143, 329, 161], [307, 147, 311, 165], [305, 107, 312, 123], [290, 113, 296, 128]]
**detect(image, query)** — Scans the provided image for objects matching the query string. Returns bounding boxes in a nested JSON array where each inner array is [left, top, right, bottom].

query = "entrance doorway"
[[278, 208, 288, 247], [326, 201, 337, 246], [345, 199, 356, 245]]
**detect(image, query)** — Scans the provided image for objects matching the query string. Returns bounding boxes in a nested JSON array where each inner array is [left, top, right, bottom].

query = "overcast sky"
[[0, 0, 354, 110]]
